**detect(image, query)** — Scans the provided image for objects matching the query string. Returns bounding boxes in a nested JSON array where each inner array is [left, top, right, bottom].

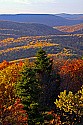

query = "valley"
[[0, 34, 83, 62], [0, 12, 83, 125], [0, 14, 83, 62]]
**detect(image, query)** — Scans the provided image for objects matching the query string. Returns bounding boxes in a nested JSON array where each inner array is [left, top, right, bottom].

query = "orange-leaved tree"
[[60, 59, 83, 93], [0, 98, 28, 124]]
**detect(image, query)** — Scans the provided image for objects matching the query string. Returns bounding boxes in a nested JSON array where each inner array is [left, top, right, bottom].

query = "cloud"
[[29, 0, 56, 4], [0, 0, 30, 4], [0, 0, 56, 4]]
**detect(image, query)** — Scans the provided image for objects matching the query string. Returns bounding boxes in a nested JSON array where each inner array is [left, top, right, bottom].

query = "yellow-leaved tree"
[[0, 62, 28, 124]]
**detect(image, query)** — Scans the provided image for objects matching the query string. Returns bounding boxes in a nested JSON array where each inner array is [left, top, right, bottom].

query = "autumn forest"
[[0, 14, 83, 125]]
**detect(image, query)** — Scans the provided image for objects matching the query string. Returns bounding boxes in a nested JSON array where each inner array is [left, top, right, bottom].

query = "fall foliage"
[[0, 98, 28, 125], [60, 59, 83, 92], [0, 49, 83, 124]]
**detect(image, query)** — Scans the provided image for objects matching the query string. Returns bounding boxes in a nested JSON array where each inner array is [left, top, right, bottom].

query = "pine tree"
[[35, 48, 53, 84], [16, 65, 43, 125], [35, 48, 60, 110], [35, 48, 52, 74]]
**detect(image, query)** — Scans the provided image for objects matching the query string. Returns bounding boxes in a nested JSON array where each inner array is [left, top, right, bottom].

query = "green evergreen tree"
[[35, 48, 53, 83], [35, 48, 52, 73], [35, 48, 60, 110], [16, 48, 61, 124], [15, 65, 43, 125]]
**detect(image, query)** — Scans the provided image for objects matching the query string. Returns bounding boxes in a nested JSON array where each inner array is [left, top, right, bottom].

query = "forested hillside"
[[0, 13, 83, 125], [0, 49, 83, 125], [0, 20, 63, 40], [0, 34, 83, 62], [54, 23, 83, 33], [72, 28, 83, 34]]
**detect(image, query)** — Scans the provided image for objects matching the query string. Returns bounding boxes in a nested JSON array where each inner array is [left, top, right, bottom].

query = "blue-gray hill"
[[0, 14, 83, 26]]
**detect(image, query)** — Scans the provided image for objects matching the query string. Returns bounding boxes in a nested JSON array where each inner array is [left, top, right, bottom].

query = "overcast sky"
[[0, 0, 83, 14]]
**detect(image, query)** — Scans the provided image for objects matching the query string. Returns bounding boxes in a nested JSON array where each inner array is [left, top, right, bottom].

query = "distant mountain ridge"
[[55, 13, 83, 20], [0, 14, 83, 26]]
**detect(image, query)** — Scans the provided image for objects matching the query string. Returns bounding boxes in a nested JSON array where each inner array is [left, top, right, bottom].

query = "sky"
[[0, 0, 83, 14]]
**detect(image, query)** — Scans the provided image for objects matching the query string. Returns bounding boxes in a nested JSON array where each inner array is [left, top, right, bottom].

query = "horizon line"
[[0, 13, 83, 15]]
